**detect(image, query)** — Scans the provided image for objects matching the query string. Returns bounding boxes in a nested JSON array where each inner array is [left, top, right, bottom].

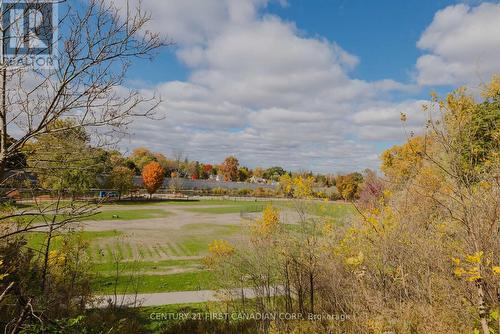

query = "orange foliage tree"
[[220, 156, 239, 181], [142, 161, 165, 197]]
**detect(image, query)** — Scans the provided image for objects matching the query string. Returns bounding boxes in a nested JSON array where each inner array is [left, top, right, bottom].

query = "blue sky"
[[127, 0, 454, 89], [116, 0, 500, 172]]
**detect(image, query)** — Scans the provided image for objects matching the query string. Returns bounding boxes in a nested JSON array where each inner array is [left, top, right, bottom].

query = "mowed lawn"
[[92, 271, 217, 294], [88, 208, 170, 221], [22, 198, 353, 294], [183, 203, 269, 214], [176, 198, 354, 219], [86, 223, 242, 263], [12, 207, 170, 224]]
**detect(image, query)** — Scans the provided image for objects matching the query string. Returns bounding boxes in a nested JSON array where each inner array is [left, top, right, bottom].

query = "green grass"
[[178, 199, 353, 220], [92, 259, 201, 273], [166, 224, 242, 256], [92, 270, 216, 294], [277, 200, 354, 219], [93, 259, 202, 276], [18, 198, 354, 297], [307, 201, 354, 219], [11, 208, 170, 226], [87, 223, 243, 265], [101, 199, 199, 206], [184, 204, 266, 214], [96, 198, 354, 225], [103, 198, 274, 207], [87, 209, 170, 221], [25, 230, 122, 251]]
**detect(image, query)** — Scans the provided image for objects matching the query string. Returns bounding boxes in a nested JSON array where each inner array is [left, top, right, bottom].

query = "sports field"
[[26, 198, 353, 295]]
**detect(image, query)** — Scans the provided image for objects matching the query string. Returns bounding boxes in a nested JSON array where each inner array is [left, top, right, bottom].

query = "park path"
[[92, 288, 271, 308]]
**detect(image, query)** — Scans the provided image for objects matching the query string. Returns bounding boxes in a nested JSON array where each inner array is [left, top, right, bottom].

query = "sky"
[[114, 0, 500, 173]]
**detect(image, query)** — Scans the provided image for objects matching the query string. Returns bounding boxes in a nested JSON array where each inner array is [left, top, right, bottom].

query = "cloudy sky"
[[116, 0, 500, 173]]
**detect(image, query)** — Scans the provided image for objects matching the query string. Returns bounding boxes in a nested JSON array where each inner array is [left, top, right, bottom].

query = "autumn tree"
[[381, 135, 426, 185], [292, 175, 315, 199], [129, 148, 155, 171], [0, 0, 165, 236], [253, 167, 264, 178], [142, 161, 165, 197], [336, 173, 363, 201], [130, 148, 169, 172], [198, 79, 500, 334], [220, 156, 239, 181], [338, 79, 500, 333], [358, 169, 385, 209], [279, 174, 294, 197], [187, 161, 201, 179]]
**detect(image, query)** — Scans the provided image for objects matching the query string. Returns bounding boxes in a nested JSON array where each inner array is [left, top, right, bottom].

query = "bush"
[[237, 188, 251, 196], [252, 187, 276, 197], [211, 187, 228, 196]]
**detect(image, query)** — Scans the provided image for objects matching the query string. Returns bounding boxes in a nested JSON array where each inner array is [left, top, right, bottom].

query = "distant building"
[[248, 176, 268, 184], [208, 174, 222, 182]]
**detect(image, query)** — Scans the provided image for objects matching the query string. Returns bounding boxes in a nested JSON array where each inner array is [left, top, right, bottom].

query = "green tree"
[[107, 166, 135, 199], [238, 166, 251, 182], [3, 136, 27, 171], [264, 166, 286, 181], [25, 121, 100, 197]]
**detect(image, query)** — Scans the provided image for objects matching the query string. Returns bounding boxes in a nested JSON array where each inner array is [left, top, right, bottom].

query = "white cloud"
[[110, 0, 271, 45], [416, 2, 500, 86], [352, 100, 428, 140], [115, 0, 427, 172]]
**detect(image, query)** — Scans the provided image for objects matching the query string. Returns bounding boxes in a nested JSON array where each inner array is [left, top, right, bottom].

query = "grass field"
[[26, 230, 123, 250], [85, 223, 243, 264], [88, 208, 171, 221], [183, 204, 268, 214], [21, 198, 353, 295], [92, 271, 216, 294]]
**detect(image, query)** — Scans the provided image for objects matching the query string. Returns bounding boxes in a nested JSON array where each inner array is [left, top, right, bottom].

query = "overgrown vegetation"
[[203, 78, 500, 334]]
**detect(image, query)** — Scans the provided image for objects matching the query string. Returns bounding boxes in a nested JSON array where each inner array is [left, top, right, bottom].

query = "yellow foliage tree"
[[381, 136, 426, 184], [279, 174, 293, 197], [293, 176, 315, 199], [203, 240, 235, 268], [253, 205, 281, 237]]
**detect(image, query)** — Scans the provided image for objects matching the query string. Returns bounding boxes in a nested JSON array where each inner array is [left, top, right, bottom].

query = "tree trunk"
[[309, 271, 314, 314], [284, 261, 292, 313], [0, 65, 8, 178], [41, 221, 55, 292], [477, 279, 490, 334]]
